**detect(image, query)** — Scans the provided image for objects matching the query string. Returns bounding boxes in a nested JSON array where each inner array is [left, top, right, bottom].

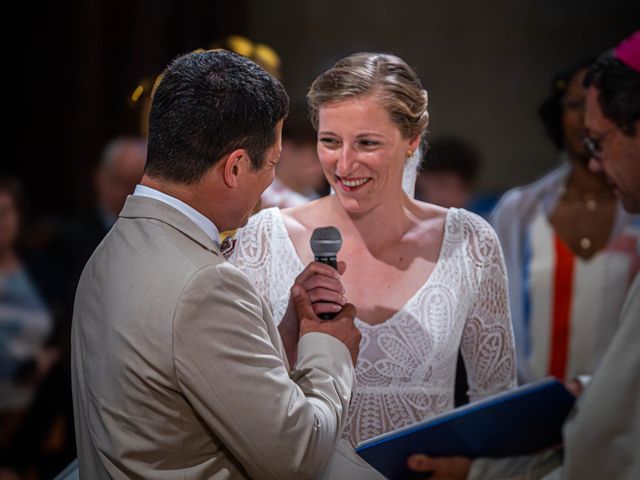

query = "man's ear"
[[221, 149, 250, 188]]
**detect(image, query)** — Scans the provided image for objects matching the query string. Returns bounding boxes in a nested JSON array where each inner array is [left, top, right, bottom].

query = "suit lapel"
[[120, 195, 222, 257]]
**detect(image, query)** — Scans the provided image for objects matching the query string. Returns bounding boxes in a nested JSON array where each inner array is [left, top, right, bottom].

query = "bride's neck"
[[330, 194, 415, 252]]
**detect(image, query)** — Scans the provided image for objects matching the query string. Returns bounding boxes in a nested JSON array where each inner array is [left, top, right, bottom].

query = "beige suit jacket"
[[71, 195, 355, 479]]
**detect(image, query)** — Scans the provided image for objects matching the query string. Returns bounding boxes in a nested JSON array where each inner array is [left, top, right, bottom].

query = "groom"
[[71, 49, 362, 479]]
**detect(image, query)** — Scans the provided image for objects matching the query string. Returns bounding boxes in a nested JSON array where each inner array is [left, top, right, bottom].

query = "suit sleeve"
[[172, 261, 355, 480]]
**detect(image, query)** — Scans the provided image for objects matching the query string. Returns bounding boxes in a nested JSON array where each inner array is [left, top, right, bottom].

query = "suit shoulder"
[[181, 261, 261, 304]]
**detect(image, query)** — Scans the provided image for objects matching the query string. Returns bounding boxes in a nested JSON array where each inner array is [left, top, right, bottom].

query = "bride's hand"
[[279, 261, 347, 365]]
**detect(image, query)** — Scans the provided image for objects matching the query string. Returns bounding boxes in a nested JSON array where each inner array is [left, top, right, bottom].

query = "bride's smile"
[[316, 96, 420, 214]]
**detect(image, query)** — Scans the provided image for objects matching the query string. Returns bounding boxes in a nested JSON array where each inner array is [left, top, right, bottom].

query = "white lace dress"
[[230, 207, 516, 447]]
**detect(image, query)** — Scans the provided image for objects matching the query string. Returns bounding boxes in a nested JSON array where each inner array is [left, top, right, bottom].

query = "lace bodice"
[[230, 207, 516, 446]]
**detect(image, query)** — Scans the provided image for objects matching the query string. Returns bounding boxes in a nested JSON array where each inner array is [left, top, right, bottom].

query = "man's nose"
[[588, 156, 603, 174]]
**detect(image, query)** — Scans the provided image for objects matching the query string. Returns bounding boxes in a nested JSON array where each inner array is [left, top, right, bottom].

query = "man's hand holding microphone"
[[280, 227, 361, 366]]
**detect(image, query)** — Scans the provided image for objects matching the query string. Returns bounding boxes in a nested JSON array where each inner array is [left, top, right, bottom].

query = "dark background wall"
[[10, 0, 639, 218], [248, 0, 639, 192], [14, 0, 247, 217]]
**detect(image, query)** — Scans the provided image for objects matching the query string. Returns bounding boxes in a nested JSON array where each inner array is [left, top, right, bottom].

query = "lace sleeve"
[[228, 209, 278, 316], [228, 209, 299, 325], [460, 212, 517, 402]]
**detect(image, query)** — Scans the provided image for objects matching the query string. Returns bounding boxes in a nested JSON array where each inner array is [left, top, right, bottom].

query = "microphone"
[[310, 226, 343, 320]]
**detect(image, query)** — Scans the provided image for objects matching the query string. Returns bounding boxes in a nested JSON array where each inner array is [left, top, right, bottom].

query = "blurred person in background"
[[0, 177, 73, 479], [94, 137, 147, 228], [415, 137, 481, 209], [4, 137, 146, 478], [261, 107, 329, 209], [408, 31, 640, 480], [0, 177, 59, 415], [47, 136, 146, 287], [490, 58, 640, 385]]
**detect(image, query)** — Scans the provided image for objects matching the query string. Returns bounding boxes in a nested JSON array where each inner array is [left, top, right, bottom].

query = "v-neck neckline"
[[271, 207, 454, 328]]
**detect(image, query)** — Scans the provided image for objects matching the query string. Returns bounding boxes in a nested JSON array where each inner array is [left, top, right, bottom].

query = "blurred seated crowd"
[[0, 137, 147, 479], [1, 34, 638, 479]]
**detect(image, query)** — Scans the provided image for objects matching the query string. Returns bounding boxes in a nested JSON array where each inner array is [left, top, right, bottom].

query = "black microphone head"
[[310, 226, 342, 257]]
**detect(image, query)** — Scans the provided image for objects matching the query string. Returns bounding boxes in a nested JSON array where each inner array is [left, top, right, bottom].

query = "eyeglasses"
[[581, 133, 601, 160], [582, 129, 615, 161]]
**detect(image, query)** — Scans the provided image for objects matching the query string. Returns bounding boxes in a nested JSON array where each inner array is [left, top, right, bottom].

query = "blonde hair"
[[307, 52, 429, 140]]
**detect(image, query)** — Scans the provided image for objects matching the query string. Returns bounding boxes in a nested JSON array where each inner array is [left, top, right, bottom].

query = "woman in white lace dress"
[[230, 52, 516, 447]]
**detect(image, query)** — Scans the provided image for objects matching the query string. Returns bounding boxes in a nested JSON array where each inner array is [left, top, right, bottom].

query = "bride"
[[230, 52, 516, 447]]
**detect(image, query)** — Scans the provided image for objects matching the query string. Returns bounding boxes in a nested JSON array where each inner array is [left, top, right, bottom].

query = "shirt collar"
[[133, 184, 221, 247]]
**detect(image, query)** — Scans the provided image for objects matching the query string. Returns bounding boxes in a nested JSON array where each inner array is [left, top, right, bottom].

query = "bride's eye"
[[359, 139, 380, 148], [319, 137, 340, 147]]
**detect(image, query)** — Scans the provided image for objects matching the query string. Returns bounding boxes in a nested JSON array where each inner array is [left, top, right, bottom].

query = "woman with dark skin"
[[491, 62, 639, 385]]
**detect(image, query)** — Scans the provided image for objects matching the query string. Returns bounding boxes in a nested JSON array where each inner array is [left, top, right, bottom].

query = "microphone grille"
[[310, 226, 342, 255]]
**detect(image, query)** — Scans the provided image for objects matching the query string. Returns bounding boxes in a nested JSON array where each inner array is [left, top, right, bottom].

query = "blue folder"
[[356, 378, 575, 479]]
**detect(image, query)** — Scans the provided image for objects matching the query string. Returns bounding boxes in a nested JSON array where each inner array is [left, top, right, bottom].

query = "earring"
[[406, 150, 413, 159]]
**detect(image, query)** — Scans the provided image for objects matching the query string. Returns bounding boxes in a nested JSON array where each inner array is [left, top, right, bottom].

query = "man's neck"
[[140, 174, 232, 231], [141, 175, 196, 208]]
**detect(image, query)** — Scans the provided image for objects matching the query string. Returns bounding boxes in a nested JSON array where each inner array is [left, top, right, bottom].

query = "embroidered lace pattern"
[[230, 207, 516, 446]]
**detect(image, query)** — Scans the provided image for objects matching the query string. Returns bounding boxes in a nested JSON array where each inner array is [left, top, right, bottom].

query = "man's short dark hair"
[[146, 50, 289, 184], [584, 54, 640, 137], [538, 58, 595, 150]]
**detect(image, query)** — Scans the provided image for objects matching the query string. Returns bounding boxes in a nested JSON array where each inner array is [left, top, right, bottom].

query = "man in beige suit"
[[71, 49, 363, 479]]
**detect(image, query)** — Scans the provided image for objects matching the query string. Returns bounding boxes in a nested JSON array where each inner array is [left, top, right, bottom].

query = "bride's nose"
[[336, 145, 359, 176]]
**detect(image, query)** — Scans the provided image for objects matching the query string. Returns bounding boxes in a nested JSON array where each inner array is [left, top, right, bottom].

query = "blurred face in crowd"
[[96, 141, 147, 216], [279, 139, 328, 194], [317, 96, 419, 215], [0, 191, 19, 252], [585, 86, 640, 213], [562, 68, 590, 163], [415, 172, 473, 208]]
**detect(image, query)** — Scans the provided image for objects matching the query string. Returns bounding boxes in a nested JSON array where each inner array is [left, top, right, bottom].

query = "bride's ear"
[[409, 135, 421, 154], [221, 149, 249, 188]]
